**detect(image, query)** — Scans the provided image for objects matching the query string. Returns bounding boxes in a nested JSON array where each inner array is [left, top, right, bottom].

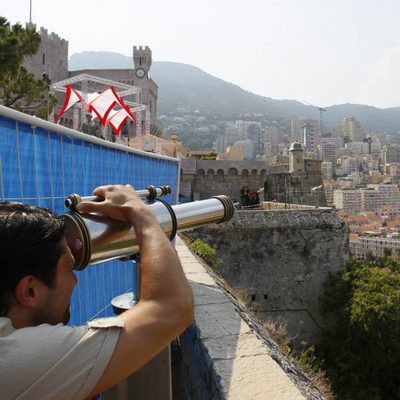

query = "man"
[[0, 184, 194, 399], [80, 113, 99, 137]]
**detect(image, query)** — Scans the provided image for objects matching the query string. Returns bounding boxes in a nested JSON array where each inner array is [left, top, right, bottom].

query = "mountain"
[[69, 51, 400, 134], [69, 51, 133, 70]]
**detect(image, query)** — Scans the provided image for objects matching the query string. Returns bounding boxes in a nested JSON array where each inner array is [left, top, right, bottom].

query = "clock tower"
[[133, 46, 161, 136], [133, 45, 152, 80]]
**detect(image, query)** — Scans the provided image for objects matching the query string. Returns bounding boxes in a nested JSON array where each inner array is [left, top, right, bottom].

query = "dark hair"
[[0, 202, 65, 316]]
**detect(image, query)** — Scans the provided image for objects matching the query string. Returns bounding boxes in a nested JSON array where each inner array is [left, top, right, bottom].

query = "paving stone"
[[202, 332, 266, 360], [190, 281, 229, 306], [195, 303, 251, 338], [214, 354, 305, 400]]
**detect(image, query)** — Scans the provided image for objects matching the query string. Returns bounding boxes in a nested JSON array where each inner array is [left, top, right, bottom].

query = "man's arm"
[[76, 185, 194, 395]]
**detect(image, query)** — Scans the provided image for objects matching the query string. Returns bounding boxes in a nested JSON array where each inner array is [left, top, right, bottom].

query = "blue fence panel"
[[0, 109, 179, 326]]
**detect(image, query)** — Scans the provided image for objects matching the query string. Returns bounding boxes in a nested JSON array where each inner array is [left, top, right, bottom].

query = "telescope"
[[64, 187, 234, 270]]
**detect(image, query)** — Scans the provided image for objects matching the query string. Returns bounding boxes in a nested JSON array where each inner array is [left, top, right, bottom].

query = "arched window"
[[228, 168, 238, 176], [242, 169, 249, 176]]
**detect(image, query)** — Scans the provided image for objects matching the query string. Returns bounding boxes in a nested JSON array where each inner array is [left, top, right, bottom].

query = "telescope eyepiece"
[[65, 194, 82, 210]]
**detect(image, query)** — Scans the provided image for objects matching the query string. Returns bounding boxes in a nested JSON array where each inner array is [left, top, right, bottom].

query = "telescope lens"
[[64, 213, 91, 270]]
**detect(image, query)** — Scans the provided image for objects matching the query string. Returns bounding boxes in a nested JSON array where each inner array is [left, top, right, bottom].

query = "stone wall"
[[180, 158, 268, 202], [187, 208, 349, 345], [23, 26, 69, 83]]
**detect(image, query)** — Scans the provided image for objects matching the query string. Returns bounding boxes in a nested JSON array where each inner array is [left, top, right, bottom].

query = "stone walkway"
[[175, 235, 306, 400]]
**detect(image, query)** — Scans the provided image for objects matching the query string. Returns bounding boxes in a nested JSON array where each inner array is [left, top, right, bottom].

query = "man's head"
[[0, 203, 77, 326]]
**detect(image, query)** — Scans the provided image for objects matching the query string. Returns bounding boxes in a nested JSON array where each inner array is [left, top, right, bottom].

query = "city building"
[[333, 189, 362, 213], [321, 161, 333, 180], [360, 188, 383, 212], [320, 142, 337, 163], [215, 122, 238, 153], [341, 157, 358, 175], [234, 138, 254, 159], [217, 146, 244, 161], [345, 141, 370, 155], [290, 117, 319, 156], [342, 116, 364, 142], [381, 145, 400, 166], [377, 204, 400, 220], [350, 237, 400, 259]]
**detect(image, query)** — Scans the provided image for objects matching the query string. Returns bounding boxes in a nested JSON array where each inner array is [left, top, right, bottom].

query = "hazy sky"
[[2, 0, 400, 108]]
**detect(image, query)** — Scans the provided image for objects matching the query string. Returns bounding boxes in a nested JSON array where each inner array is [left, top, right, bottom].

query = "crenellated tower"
[[133, 46, 161, 136], [133, 46, 152, 79]]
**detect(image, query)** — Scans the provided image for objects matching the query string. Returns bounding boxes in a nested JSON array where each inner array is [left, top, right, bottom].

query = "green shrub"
[[190, 239, 222, 272], [311, 256, 400, 399]]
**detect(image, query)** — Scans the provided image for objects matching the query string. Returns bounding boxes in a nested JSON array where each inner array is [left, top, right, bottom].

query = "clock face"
[[135, 68, 146, 78]]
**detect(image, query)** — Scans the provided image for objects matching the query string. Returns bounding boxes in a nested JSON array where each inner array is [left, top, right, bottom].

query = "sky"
[[2, 0, 400, 109]]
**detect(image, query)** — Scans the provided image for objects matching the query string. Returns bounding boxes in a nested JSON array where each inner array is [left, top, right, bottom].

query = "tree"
[[202, 152, 218, 160], [309, 256, 400, 399], [0, 17, 56, 116]]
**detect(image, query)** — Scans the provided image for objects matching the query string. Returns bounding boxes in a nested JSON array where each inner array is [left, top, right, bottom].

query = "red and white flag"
[[55, 85, 83, 122], [107, 106, 136, 135], [88, 86, 123, 126]]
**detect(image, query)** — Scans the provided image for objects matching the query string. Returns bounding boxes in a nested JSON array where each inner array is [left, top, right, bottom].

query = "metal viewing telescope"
[[64, 187, 234, 271]]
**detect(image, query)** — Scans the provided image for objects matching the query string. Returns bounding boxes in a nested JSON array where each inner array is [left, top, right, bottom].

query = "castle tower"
[[289, 142, 304, 174], [133, 46, 161, 136], [133, 46, 152, 79]]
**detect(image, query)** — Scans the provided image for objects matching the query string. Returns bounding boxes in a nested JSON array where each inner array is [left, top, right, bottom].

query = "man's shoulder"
[[0, 317, 89, 355], [0, 316, 123, 360], [0, 316, 123, 399]]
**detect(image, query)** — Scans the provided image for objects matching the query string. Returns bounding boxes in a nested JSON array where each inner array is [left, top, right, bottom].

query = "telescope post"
[[104, 257, 172, 400]]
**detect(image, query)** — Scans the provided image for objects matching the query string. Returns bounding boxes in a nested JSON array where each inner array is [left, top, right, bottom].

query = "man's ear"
[[13, 276, 45, 309]]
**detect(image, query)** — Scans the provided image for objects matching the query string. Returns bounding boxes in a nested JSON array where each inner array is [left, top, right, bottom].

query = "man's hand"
[[75, 184, 151, 223]]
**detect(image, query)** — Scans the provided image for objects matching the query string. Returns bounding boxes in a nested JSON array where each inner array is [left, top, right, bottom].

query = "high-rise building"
[[381, 145, 400, 166], [233, 139, 254, 159], [291, 118, 318, 141], [344, 141, 370, 155], [333, 189, 362, 213], [321, 161, 333, 180], [263, 126, 284, 156], [215, 122, 238, 153], [342, 117, 364, 142], [234, 121, 261, 158], [360, 188, 382, 211], [290, 117, 319, 155], [341, 157, 358, 175], [320, 142, 337, 163]]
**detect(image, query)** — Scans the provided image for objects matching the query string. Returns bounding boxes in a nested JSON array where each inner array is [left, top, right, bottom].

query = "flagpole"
[[29, 0, 32, 23]]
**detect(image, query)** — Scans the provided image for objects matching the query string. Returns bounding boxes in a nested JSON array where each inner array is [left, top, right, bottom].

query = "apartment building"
[[333, 189, 362, 213], [350, 237, 400, 259]]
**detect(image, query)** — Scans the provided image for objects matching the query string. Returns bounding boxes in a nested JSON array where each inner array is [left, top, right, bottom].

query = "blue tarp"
[[0, 112, 179, 325]]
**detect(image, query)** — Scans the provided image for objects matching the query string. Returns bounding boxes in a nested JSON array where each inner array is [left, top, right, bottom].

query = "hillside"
[[69, 51, 400, 134]]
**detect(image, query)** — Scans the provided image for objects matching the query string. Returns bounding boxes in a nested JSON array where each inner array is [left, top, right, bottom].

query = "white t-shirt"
[[0, 316, 124, 400]]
